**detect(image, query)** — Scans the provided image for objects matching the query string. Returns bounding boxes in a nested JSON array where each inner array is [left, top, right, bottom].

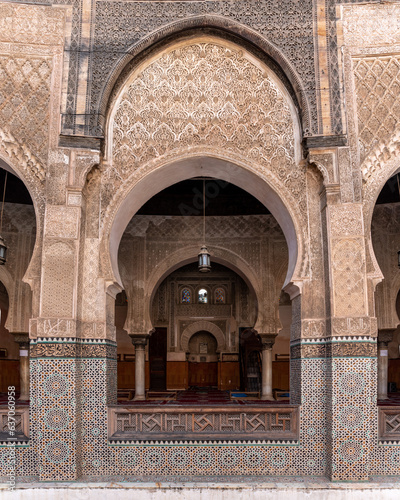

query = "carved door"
[[149, 328, 167, 390]]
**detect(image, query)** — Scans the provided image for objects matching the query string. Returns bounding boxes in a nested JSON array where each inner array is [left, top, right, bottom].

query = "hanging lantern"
[[198, 245, 211, 273], [0, 236, 7, 265], [198, 179, 211, 273]]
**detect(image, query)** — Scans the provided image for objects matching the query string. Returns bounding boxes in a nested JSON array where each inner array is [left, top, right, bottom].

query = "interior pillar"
[[377, 329, 395, 400], [132, 339, 147, 400], [259, 334, 277, 400]]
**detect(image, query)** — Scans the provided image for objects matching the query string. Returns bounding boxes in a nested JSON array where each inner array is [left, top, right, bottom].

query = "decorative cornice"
[[291, 339, 377, 359], [108, 439, 299, 446]]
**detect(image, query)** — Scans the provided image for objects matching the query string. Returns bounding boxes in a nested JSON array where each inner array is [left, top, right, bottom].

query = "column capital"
[[13, 333, 29, 347], [378, 328, 395, 347], [130, 336, 149, 347], [259, 333, 277, 349]]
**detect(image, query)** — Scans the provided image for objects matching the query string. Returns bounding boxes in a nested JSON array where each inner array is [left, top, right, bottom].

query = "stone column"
[[132, 338, 147, 400], [377, 329, 395, 400], [259, 335, 276, 400], [14, 334, 29, 401]]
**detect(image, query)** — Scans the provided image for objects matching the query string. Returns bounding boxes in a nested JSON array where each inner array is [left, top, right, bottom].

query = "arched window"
[[181, 287, 191, 303], [198, 288, 208, 304], [215, 287, 225, 304]]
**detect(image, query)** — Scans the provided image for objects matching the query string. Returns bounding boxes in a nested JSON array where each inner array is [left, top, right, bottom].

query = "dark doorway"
[[239, 328, 262, 392], [149, 328, 167, 390]]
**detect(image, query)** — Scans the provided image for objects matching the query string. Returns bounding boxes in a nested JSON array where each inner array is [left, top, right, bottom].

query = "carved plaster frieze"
[[302, 319, 326, 339], [331, 316, 376, 337]]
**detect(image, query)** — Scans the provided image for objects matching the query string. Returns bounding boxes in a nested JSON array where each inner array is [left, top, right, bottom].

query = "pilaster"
[[320, 173, 377, 481], [29, 148, 115, 481]]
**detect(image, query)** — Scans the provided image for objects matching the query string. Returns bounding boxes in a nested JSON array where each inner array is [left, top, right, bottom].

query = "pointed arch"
[[181, 320, 226, 353]]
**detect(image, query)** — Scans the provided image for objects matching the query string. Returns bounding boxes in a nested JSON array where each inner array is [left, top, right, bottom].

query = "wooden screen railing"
[[378, 407, 400, 441], [0, 406, 29, 441], [108, 406, 299, 441]]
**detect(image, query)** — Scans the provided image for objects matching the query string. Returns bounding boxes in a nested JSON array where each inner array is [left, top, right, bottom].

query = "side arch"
[[364, 161, 400, 287], [181, 321, 226, 353], [0, 266, 15, 333], [0, 150, 43, 314]]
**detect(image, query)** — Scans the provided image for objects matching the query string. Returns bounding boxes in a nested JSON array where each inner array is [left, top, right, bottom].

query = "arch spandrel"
[[101, 36, 309, 292], [106, 37, 301, 166], [97, 14, 313, 128]]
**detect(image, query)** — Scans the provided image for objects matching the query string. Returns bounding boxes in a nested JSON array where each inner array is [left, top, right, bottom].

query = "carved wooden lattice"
[[109, 406, 298, 441], [0, 407, 29, 440], [378, 407, 400, 440]]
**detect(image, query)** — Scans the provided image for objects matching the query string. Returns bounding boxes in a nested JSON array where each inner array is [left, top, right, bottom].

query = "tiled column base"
[[30, 356, 81, 481], [327, 353, 376, 481]]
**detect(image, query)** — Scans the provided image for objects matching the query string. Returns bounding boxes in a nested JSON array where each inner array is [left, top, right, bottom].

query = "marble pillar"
[[260, 335, 276, 401], [132, 339, 147, 401]]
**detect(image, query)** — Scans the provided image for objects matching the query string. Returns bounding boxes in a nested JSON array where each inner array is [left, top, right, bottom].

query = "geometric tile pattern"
[[326, 357, 376, 481]]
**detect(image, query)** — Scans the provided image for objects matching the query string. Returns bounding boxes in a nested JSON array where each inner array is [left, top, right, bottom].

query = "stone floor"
[[2, 479, 400, 500]]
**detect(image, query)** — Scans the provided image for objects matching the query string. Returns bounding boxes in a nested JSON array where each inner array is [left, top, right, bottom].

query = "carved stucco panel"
[[353, 56, 400, 177], [302, 319, 326, 339], [109, 40, 299, 197], [0, 53, 52, 167], [331, 317, 375, 338], [342, 4, 400, 49], [331, 237, 366, 318], [329, 204, 364, 237], [40, 240, 76, 319], [80, 238, 101, 324], [103, 39, 307, 245], [0, 4, 66, 46], [44, 205, 80, 239]]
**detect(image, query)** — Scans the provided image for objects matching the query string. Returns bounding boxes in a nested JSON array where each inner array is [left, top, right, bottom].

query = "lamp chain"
[[203, 179, 206, 245], [0, 171, 7, 233]]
